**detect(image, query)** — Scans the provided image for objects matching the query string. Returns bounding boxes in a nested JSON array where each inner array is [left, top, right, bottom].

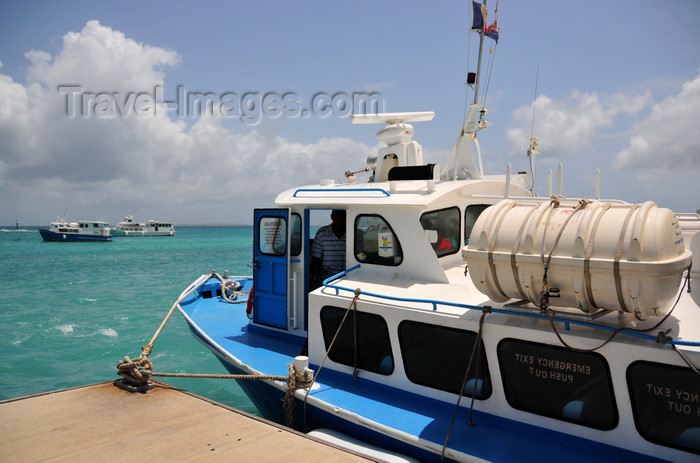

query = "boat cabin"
[[244, 117, 699, 460], [49, 220, 110, 235]]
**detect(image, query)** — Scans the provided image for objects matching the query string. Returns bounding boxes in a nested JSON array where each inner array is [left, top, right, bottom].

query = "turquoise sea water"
[[0, 226, 258, 413]]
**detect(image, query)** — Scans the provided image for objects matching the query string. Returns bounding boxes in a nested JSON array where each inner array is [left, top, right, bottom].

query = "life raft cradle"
[[464, 198, 693, 320]]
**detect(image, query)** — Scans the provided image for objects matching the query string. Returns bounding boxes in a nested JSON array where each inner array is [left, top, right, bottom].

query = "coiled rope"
[[219, 275, 249, 303]]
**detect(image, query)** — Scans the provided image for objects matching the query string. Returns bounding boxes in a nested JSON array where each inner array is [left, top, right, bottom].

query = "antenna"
[[530, 65, 540, 140], [527, 65, 540, 194]]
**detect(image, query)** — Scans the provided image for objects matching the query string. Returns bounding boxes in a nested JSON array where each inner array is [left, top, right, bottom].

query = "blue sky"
[[1, 0, 699, 226]]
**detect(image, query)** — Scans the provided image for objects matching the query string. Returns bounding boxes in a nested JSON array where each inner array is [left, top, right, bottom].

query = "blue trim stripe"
[[323, 265, 700, 348], [293, 188, 391, 197]]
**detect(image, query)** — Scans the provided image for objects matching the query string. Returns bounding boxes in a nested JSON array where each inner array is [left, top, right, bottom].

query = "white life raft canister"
[[463, 199, 692, 319]]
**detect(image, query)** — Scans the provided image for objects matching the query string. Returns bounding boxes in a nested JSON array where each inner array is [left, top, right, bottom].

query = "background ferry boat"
[[163, 3, 700, 462], [38, 217, 112, 242], [111, 215, 175, 237]]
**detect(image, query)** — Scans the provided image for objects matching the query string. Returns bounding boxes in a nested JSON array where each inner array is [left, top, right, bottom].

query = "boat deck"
[[0, 381, 377, 462]]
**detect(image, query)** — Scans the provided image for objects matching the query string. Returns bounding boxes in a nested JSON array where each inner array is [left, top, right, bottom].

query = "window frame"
[[257, 215, 287, 256], [420, 206, 461, 257], [353, 214, 403, 266], [319, 305, 394, 375], [464, 204, 491, 246], [497, 338, 618, 430], [399, 320, 491, 399], [626, 360, 700, 454]]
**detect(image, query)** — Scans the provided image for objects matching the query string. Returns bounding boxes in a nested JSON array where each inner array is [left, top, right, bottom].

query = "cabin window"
[[420, 207, 460, 257], [290, 213, 302, 256], [257, 216, 287, 256], [498, 339, 618, 430], [399, 321, 491, 398], [354, 214, 403, 266], [627, 361, 700, 454], [320, 306, 394, 375], [464, 204, 490, 245]]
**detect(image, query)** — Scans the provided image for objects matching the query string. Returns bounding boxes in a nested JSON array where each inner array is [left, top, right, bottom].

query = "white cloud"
[[499, 74, 700, 212], [0, 21, 372, 225], [5, 20, 696, 225], [506, 90, 652, 159], [27, 20, 180, 91], [613, 69, 700, 173]]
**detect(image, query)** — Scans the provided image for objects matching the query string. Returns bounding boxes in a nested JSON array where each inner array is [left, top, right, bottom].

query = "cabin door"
[[253, 209, 289, 329]]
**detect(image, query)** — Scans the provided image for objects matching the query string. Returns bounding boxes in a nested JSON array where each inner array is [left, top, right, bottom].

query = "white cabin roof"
[[275, 174, 532, 210]]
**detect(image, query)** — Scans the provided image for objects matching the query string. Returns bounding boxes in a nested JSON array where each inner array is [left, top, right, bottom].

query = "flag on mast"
[[485, 20, 499, 42], [471, 1, 499, 43], [471, 1, 486, 30]]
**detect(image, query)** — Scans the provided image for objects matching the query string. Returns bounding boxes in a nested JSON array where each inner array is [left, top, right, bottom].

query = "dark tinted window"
[[320, 306, 393, 375], [420, 207, 461, 257], [399, 321, 490, 398], [464, 204, 490, 245], [290, 213, 302, 256], [627, 361, 700, 454], [498, 339, 617, 430]]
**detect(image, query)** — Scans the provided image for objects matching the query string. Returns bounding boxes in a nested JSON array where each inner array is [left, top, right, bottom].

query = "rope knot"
[[115, 355, 154, 390], [283, 360, 315, 428]]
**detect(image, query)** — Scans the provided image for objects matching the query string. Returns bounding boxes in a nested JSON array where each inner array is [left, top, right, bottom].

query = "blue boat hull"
[[187, 325, 437, 461], [179, 277, 668, 463], [38, 229, 112, 242], [195, 332, 667, 463]]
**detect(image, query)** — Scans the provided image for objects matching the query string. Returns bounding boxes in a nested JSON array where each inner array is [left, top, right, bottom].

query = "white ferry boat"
[[161, 3, 699, 461], [38, 217, 111, 242], [111, 215, 175, 237]]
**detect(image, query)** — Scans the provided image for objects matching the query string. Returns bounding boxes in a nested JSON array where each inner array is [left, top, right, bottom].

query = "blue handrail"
[[293, 188, 391, 197], [321, 266, 700, 348]]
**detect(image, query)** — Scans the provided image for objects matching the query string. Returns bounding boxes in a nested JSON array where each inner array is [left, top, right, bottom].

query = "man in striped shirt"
[[310, 209, 346, 289]]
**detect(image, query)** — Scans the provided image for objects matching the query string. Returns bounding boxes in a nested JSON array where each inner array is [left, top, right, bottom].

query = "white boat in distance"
[[111, 215, 175, 237], [38, 217, 111, 242]]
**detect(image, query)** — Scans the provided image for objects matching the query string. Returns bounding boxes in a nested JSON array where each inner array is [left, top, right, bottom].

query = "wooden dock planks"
[[0, 381, 376, 462]]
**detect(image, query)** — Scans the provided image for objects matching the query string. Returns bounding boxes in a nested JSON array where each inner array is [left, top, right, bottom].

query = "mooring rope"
[[116, 270, 249, 383], [283, 361, 314, 428], [116, 272, 214, 386], [441, 306, 490, 462], [302, 288, 362, 430], [115, 270, 312, 427], [151, 372, 286, 380]]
